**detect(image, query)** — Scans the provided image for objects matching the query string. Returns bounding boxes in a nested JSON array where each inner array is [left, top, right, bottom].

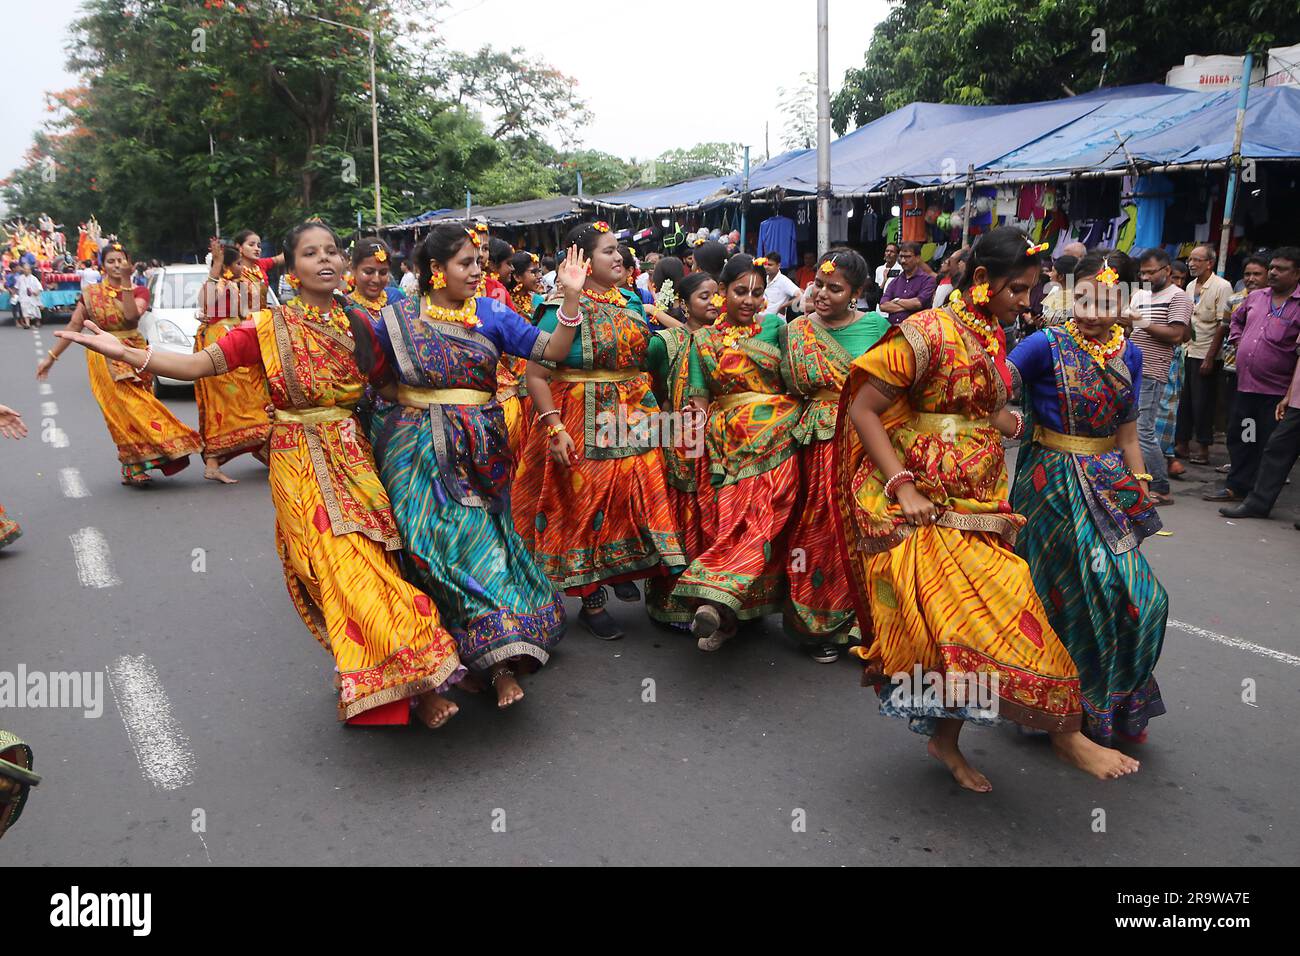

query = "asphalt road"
[[1, 319, 1297, 866]]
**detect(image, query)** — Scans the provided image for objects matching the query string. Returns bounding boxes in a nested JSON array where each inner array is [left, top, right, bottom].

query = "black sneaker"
[[580, 607, 624, 640], [611, 581, 642, 603]]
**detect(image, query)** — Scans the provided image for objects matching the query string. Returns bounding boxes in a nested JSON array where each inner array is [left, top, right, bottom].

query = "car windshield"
[[150, 272, 206, 311]]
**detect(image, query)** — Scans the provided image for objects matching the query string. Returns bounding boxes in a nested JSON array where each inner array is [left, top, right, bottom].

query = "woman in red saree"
[[55, 221, 464, 728], [37, 243, 201, 485], [780, 251, 889, 662], [516, 221, 687, 640], [676, 254, 803, 649]]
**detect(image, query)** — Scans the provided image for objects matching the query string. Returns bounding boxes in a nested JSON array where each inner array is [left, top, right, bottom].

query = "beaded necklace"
[[422, 294, 480, 329], [717, 316, 759, 349], [581, 286, 626, 306], [350, 288, 388, 312], [948, 293, 1000, 357], [298, 299, 352, 337], [1064, 320, 1126, 366], [101, 281, 130, 300]]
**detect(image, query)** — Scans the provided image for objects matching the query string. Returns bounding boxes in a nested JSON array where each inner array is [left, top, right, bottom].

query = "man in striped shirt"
[[1125, 249, 1193, 505]]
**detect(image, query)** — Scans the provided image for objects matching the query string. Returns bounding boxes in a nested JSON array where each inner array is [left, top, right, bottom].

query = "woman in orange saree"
[[194, 238, 273, 484], [55, 222, 464, 729], [834, 226, 1140, 790], [780, 251, 889, 662], [37, 242, 201, 485], [497, 250, 546, 455], [517, 221, 687, 640], [0, 403, 26, 551], [676, 255, 803, 650]]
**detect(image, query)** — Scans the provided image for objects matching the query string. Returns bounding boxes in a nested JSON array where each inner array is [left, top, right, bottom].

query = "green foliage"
[[649, 142, 743, 185], [831, 0, 1298, 134]]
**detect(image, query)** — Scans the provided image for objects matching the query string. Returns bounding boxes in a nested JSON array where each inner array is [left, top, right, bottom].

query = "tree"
[[831, 0, 1298, 134], [649, 143, 743, 186], [777, 72, 817, 151], [552, 149, 639, 196]]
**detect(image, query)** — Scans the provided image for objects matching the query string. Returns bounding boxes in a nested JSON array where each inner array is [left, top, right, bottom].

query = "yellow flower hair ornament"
[[819, 259, 837, 274], [593, 221, 611, 233], [372, 247, 388, 263], [753, 257, 769, 267], [969, 282, 990, 304], [1025, 240, 1049, 256], [465, 228, 482, 248], [1096, 259, 1120, 287], [710, 293, 726, 308]]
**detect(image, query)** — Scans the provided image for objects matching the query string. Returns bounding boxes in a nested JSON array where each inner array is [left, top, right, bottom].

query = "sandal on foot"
[[809, 643, 841, 663], [579, 607, 624, 640], [611, 580, 642, 603]]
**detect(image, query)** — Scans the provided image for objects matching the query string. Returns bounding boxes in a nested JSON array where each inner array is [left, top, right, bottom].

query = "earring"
[[584, 263, 593, 276], [969, 282, 990, 305], [286, 273, 301, 289], [430, 270, 447, 290]]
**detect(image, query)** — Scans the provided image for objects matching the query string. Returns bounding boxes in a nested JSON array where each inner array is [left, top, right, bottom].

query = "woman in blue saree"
[[368, 223, 585, 709], [1008, 250, 1169, 747]]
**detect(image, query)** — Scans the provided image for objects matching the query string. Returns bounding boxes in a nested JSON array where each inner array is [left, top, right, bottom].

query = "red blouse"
[[215, 316, 391, 385]]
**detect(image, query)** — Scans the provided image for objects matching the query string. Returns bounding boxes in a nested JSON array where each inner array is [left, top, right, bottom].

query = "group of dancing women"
[[48, 217, 1169, 790]]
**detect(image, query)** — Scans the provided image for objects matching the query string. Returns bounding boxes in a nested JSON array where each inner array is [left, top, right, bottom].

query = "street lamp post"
[[815, 0, 830, 257], [303, 14, 383, 228]]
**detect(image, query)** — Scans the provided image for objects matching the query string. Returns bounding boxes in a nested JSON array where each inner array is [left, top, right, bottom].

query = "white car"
[[137, 264, 208, 390]]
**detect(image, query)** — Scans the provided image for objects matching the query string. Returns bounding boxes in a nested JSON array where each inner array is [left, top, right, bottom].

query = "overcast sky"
[[2, 0, 888, 183]]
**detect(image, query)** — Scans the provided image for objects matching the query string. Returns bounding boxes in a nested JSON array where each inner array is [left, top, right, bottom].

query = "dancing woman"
[[780, 251, 889, 662], [675, 254, 803, 649], [1008, 250, 1168, 745], [367, 223, 576, 708], [55, 221, 464, 728], [0, 403, 26, 550], [233, 229, 285, 294], [498, 249, 545, 452], [833, 226, 1139, 790], [194, 237, 273, 484], [516, 221, 687, 640], [644, 271, 719, 625], [37, 242, 201, 485]]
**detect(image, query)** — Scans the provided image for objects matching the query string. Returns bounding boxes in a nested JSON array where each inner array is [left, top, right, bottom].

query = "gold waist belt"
[[552, 368, 639, 383], [397, 385, 493, 408], [273, 406, 354, 425], [911, 412, 993, 435], [1034, 426, 1116, 455], [811, 388, 841, 402], [716, 390, 776, 410]]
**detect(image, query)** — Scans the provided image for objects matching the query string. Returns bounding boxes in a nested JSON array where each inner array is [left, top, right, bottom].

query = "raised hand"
[[0, 404, 27, 440], [54, 320, 129, 361], [555, 244, 587, 296]]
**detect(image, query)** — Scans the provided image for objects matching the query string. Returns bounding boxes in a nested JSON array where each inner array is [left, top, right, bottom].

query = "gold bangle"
[[46, 350, 58, 362]]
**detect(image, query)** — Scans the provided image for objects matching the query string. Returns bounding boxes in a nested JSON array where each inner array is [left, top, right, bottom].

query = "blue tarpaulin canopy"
[[579, 84, 1300, 211]]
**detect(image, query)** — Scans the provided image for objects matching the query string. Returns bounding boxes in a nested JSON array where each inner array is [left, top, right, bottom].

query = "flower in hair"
[[465, 228, 482, 248], [1025, 240, 1049, 256], [710, 293, 726, 308], [657, 278, 677, 309], [1096, 260, 1119, 287], [593, 221, 611, 233], [372, 247, 388, 263], [819, 259, 837, 274], [753, 257, 769, 267], [529, 252, 539, 264], [474, 222, 489, 233]]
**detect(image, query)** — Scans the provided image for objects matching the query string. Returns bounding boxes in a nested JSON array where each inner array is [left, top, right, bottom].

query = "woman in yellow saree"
[[194, 237, 273, 484], [55, 222, 464, 729], [38, 242, 201, 485], [834, 227, 1140, 790]]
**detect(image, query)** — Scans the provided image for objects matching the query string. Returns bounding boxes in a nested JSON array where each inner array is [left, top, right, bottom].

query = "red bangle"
[[1010, 411, 1025, 440], [883, 469, 916, 500]]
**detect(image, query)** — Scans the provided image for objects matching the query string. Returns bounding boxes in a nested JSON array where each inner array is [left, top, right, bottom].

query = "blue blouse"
[[1009, 330, 1144, 432]]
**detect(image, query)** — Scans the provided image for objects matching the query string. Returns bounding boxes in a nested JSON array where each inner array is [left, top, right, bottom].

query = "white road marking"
[[69, 527, 121, 587], [41, 401, 58, 416], [38, 383, 53, 395], [59, 467, 91, 499], [1168, 619, 1300, 668], [49, 427, 69, 449], [106, 654, 196, 791]]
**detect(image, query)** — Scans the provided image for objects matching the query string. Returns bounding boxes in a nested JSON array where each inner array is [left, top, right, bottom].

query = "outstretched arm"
[[55, 320, 218, 381]]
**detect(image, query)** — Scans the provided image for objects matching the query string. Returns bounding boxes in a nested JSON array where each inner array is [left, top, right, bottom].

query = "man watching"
[[874, 242, 902, 288], [1176, 245, 1233, 465], [760, 252, 800, 315], [1205, 248, 1300, 505], [879, 242, 936, 324], [1126, 248, 1193, 506]]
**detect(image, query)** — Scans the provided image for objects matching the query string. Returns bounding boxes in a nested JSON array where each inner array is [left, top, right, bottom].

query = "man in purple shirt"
[[880, 242, 936, 324], [1204, 247, 1300, 504]]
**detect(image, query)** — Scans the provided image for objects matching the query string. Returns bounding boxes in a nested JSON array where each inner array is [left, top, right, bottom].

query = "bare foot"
[[413, 692, 458, 729], [204, 460, 237, 484], [1051, 731, 1140, 779], [491, 667, 524, 709], [927, 735, 993, 792]]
